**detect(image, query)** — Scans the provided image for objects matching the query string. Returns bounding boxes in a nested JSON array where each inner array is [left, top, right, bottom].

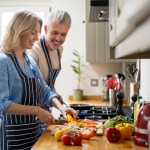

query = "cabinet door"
[[96, 22, 110, 61], [85, 0, 109, 62], [109, 0, 150, 58]]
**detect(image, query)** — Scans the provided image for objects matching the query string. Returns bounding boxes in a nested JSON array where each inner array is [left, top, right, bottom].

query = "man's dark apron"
[[40, 36, 61, 132], [40, 35, 61, 90], [1, 55, 42, 150]]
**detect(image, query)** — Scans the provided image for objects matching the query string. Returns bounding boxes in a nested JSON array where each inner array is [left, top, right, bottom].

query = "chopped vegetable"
[[66, 114, 77, 124], [94, 127, 104, 135], [81, 128, 96, 140], [66, 115, 99, 128]]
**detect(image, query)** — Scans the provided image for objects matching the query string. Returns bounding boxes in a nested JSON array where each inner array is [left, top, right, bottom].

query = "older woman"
[[0, 10, 77, 150]]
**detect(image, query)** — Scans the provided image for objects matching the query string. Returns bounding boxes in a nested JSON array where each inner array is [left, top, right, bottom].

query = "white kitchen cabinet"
[[85, 0, 110, 62], [109, 0, 150, 59], [50, 0, 111, 62], [85, 21, 110, 62]]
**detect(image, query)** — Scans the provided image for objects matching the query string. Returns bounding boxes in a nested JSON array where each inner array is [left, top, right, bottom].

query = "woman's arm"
[[5, 102, 55, 125], [51, 97, 78, 120]]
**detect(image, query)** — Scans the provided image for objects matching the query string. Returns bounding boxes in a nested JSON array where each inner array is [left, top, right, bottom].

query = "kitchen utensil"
[[101, 76, 109, 101], [53, 119, 68, 125], [115, 74, 125, 92], [124, 64, 138, 83], [68, 104, 93, 110], [115, 74, 125, 81], [109, 89, 117, 107]]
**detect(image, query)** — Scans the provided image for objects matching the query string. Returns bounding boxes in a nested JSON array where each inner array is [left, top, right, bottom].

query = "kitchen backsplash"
[[55, 62, 123, 101]]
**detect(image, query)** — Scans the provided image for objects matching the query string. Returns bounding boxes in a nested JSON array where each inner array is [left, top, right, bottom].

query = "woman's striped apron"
[[1, 55, 42, 150]]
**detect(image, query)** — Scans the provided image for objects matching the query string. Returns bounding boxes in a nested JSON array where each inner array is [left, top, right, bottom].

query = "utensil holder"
[[109, 89, 117, 107]]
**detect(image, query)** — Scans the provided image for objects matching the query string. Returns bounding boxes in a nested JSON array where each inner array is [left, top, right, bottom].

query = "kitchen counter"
[[68, 99, 110, 106], [32, 125, 147, 150], [68, 95, 128, 106]]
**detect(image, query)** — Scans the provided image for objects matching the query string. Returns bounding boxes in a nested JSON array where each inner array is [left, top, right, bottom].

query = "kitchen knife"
[[35, 116, 68, 125], [52, 119, 68, 125]]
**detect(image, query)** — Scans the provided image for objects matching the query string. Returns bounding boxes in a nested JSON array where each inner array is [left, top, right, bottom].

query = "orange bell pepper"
[[115, 123, 132, 139]]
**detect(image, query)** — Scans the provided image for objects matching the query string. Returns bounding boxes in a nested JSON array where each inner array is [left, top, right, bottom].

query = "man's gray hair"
[[45, 10, 71, 26]]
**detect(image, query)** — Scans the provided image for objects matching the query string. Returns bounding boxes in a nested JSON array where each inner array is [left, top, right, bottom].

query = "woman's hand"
[[35, 107, 55, 125], [60, 107, 78, 120], [51, 97, 78, 120]]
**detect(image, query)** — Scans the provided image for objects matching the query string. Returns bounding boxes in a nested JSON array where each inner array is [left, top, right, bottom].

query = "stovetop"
[[60, 106, 132, 120], [76, 106, 116, 119]]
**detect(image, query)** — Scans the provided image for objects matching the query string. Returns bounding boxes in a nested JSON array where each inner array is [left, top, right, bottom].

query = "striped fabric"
[[1, 54, 42, 150]]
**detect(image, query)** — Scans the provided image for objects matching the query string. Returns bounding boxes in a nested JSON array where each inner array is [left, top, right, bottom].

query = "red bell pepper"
[[105, 127, 121, 143]]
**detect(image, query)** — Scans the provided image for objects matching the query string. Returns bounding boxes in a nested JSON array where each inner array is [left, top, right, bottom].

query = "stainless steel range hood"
[[89, 0, 109, 22]]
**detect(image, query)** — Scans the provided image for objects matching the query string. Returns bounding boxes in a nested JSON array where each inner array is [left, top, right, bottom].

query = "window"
[[0, 5, 50, 41]]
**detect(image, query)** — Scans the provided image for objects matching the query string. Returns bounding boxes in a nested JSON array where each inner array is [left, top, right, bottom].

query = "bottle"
[[130, 93, 138, 120], [134, 95, 142, 125]]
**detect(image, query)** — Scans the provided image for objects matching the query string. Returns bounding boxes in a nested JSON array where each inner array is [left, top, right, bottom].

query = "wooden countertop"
[[68, 95, 110, 106], [67, 95, 128, 106], [68, 99, 110, 106], [32, 126, 147, 150]]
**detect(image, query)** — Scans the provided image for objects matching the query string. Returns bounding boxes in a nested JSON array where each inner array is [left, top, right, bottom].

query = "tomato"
[[61, 132, 72, 145], [54, 128, 71, 141], [72, 132, 83, 145], [81, 128, 96, 140]]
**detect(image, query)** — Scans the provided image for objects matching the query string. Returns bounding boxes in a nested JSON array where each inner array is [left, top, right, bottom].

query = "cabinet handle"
[[98, 11, 108, 21], [118, 8, 121, 16], [110, 24, 113, 31], [100, 10, 108, 14]]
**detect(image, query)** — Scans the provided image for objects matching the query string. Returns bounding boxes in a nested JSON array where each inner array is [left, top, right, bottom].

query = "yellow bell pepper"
[[66, 114, 77, 124], [115, 123, 132, 139], [66, 114, 85, 127]]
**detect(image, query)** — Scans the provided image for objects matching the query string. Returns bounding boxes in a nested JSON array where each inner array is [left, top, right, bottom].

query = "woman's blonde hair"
[[0, 10, 43, 55]]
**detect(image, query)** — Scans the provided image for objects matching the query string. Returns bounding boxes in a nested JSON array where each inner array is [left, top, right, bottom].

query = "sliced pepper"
[[81, 128, 96, 140], [115, 123, 132, 139], [66, 114, 77, 124]]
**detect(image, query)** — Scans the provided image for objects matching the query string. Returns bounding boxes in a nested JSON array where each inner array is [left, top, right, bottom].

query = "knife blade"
[[53, 119, 68, 125]]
